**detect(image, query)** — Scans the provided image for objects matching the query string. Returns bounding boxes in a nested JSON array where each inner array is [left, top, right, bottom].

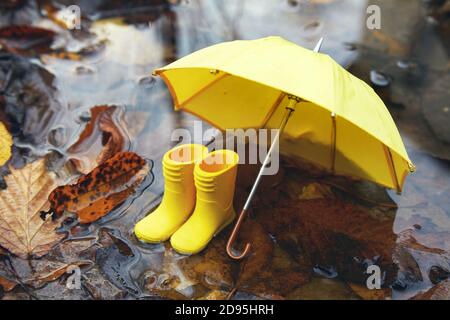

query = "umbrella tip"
[[313, 37, 324, 53]]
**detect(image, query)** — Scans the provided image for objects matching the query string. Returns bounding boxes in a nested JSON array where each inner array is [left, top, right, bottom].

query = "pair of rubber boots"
[[134, 144, 239, 255]]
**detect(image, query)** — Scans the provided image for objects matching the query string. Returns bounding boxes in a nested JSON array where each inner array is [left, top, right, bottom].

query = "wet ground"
[[0, 0, 449, 300]]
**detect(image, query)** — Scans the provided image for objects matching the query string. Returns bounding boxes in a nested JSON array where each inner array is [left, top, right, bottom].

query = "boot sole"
[[134, 225, 174, 244]]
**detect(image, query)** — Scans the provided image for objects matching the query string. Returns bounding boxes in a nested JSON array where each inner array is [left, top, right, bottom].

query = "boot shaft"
[[194, 150, 239, 209], [163, 144, 208, 194]]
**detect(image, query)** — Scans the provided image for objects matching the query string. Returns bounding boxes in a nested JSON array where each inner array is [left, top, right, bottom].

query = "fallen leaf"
[[0, 25, 55, 55], [180, 237, 235, 290], [0, 275, 17, 292], [96, 228, 140, 295], [143, 269, 185, 300], [287, 278, 359, 300], [29, 261, 92, 287], [411, 279, 450, 300], [4, 237, 97, 290], [398, 229, 447, 255], [235, 221, 274, 291], [68, 105, 129, 174], [298, 182, 334, 200], [197, 290, 228, 300], [41, 51, 83, 61], [0, 159, 66, 259], [83, 266, 128, 300], [0, 258, 18, 292], [0, 53, 63, 149], [256, 168, 399, 285], [0, 0, 26, 10], [235, 238, 310, 298], [0, 121, 12, 166], [49, 152, 149, 223], [371, 30, 408, 56]]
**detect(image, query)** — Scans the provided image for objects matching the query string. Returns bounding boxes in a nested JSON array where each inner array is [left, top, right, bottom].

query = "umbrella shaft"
[[243, 103, 296, 211]]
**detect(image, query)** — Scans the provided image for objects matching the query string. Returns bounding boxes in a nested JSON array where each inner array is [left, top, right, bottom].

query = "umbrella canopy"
[[154, 36, 415, 192]]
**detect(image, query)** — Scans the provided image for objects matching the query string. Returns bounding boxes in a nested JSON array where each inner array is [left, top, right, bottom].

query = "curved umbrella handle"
[[226, 209, 251, 260]]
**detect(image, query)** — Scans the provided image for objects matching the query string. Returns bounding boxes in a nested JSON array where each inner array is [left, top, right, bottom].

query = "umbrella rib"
[[178, 72, 229, 109], [260, 92, 286, 129], [383, 144, 401, 192], [330, 112, 337, 173], [159, 72, 181, 107]]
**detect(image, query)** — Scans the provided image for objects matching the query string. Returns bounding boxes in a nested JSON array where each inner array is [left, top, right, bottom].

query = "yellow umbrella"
[[153, 36, 415, 259]]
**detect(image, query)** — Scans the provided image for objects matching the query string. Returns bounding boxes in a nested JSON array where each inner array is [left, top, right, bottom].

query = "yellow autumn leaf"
[[0, 159, 66, 259], [0, 121, 12, 166]]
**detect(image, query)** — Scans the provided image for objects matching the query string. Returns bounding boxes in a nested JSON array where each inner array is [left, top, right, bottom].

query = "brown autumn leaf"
[[0, 25, 55, 55], [0, 159, 66, 259], [48, 151, 150, 224], [179, 237, 235, 291], [26, 260, 93, 288], [411, 279, 450, 300], [0, 275, 17, 292], [348, 283, 392, 300], [68, 105, 127, 174]]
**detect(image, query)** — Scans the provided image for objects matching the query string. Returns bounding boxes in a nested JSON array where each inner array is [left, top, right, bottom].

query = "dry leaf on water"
[[68, 105, 128, 174], [49, 152, 150, 224], [258, 196, 399, 285], [348, 283, 391, 300], [0, 275, 17, 292], [0, 121, 12, 166], [27, 260, 93, 288], [0, 26, 55, 55], [0, 159, 66, 259], [179, 237, 235, 291]]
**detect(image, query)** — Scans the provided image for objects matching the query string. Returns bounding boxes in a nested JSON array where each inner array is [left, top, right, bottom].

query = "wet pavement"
[[0, 0, 449, 300]]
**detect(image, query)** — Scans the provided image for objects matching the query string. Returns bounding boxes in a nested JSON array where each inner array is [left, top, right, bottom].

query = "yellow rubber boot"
[[134, 144, 208, 243], [170, 150, 239, 254]]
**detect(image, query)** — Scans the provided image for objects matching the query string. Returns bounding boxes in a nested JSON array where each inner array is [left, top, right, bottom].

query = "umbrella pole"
[[226, 95, 301, 260]]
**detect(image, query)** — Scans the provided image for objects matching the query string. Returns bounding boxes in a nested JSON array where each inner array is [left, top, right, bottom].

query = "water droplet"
[[429, 266, 450, 285], [370, 70, 392, 87]]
